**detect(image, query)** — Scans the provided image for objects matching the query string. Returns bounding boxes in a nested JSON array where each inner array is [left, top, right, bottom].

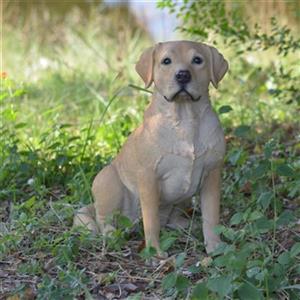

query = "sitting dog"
[[74, 40, 228, 255]]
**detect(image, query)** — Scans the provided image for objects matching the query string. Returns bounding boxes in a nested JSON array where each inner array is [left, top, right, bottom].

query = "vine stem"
[[271, 158, 277, 259]]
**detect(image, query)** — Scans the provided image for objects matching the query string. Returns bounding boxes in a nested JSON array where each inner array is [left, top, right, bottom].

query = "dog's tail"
[[73, 204, 99, 233]]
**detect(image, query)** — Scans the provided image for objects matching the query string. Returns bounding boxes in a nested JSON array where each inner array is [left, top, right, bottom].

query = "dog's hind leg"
[[93, 164, 124, 233]]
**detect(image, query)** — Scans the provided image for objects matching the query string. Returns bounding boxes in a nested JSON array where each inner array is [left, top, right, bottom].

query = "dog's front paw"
[[205, 237, 221, 254]]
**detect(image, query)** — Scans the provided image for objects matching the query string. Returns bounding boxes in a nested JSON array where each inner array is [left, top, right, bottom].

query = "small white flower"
[[27, 178, 35, 185], [266, 79, 276, 90], [245, 55, 256, 64], [39, 57, 51, 69]]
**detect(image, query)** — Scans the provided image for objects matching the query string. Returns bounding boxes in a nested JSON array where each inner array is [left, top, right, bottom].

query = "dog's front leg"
[[138, 171, 162, 256], [200, 167, 222, 253]]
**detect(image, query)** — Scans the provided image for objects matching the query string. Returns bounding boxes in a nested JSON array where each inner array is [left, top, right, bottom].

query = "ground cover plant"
[[1, 1, 300, 299]]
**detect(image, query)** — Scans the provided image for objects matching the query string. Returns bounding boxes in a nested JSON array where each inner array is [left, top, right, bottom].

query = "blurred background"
[[2, 0, 300, 150]]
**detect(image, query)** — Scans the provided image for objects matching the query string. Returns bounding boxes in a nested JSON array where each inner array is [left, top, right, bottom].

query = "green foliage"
[[161, 253, 191, 298], [158, 0, 300, 55], [37, 265, 91, 300], [161, 138, 299, 299], [1, 7, 151, 297], [191, 283, 209, 300], [104, 213, 135, 251]]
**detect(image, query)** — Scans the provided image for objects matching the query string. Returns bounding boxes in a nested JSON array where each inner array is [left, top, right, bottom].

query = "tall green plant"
[[158, 1, 300, 55]]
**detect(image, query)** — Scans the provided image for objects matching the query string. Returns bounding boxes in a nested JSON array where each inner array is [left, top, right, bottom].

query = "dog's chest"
[[154, 118, 224, 203]]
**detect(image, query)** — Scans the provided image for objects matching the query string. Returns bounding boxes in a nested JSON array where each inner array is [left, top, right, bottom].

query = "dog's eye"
[[192, 56, 203, 64], [162, 57, 172, 65]]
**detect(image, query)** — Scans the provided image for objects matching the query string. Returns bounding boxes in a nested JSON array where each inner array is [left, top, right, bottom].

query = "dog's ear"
[[207, 46, 229, 89], [135, 46, 155, 88]]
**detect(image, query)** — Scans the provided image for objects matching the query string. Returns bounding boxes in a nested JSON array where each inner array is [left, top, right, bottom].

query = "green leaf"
[[223, 227, 237, 241], [21, 196, 36, 210], [234, 125, 251, 138], [281, 284, 300, 291], [191, 283, 208, 300], [188, 265, 201, 274], [257, 192, 273, 210], [249, 210, 263, 221], [264, 139, 276, 159], [276, 210, 295, 227], [3, 107, 17, 121], [214, 255, 229, 267], [253, 216, 273, 233], [207, 275, 232, 298], [213, 225, 226, 235], [251, 160, 270, 179], [162, 272, 177, 291], [116, 215, 133, 229], [230, 212, 243, 225], [238, 282, 263, 300], [160, 236, 177, 251], [211, 242, 232, 256], [255, 269, 268, 281], [175, 252, 186, 269], [15, 122, 27, 129], [0, 92, 9, 101], [272, 263, 285, 277], [13, 89, 26, 97], [246, 267, 261, 278], [139, 246, 157, 260], [276, 164, 295, 177], [290, 242, 300, 257], [228, 148, 245, 166], [218, 105, 233, 114], [175, 275, 189, 292], [278, 252, 291, 265]]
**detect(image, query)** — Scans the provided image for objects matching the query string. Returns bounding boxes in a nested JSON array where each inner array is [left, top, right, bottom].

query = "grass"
[[1, 3, 300, 299]]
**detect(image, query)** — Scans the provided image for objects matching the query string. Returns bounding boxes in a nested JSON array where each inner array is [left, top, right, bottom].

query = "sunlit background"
[[3, 1, 300, 136]]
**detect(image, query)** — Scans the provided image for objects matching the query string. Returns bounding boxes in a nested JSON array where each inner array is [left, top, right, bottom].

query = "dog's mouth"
[[163, 89, 201, 102]]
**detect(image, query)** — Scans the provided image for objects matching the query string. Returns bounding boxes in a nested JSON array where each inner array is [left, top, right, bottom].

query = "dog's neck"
[[149, 89, 211, 122]]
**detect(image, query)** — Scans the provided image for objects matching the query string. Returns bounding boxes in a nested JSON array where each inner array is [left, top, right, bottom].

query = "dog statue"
[[74, 41, 228, 255]]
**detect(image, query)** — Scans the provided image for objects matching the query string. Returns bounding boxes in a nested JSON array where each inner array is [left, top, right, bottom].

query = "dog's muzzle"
[[163, 89, 201, 102]]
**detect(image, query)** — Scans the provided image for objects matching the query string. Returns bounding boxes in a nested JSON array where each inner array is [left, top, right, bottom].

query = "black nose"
[[175, 70, 191, 85]]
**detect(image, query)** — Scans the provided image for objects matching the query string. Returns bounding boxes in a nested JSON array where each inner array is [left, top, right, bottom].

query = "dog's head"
[[136, 41, 228, 102]]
